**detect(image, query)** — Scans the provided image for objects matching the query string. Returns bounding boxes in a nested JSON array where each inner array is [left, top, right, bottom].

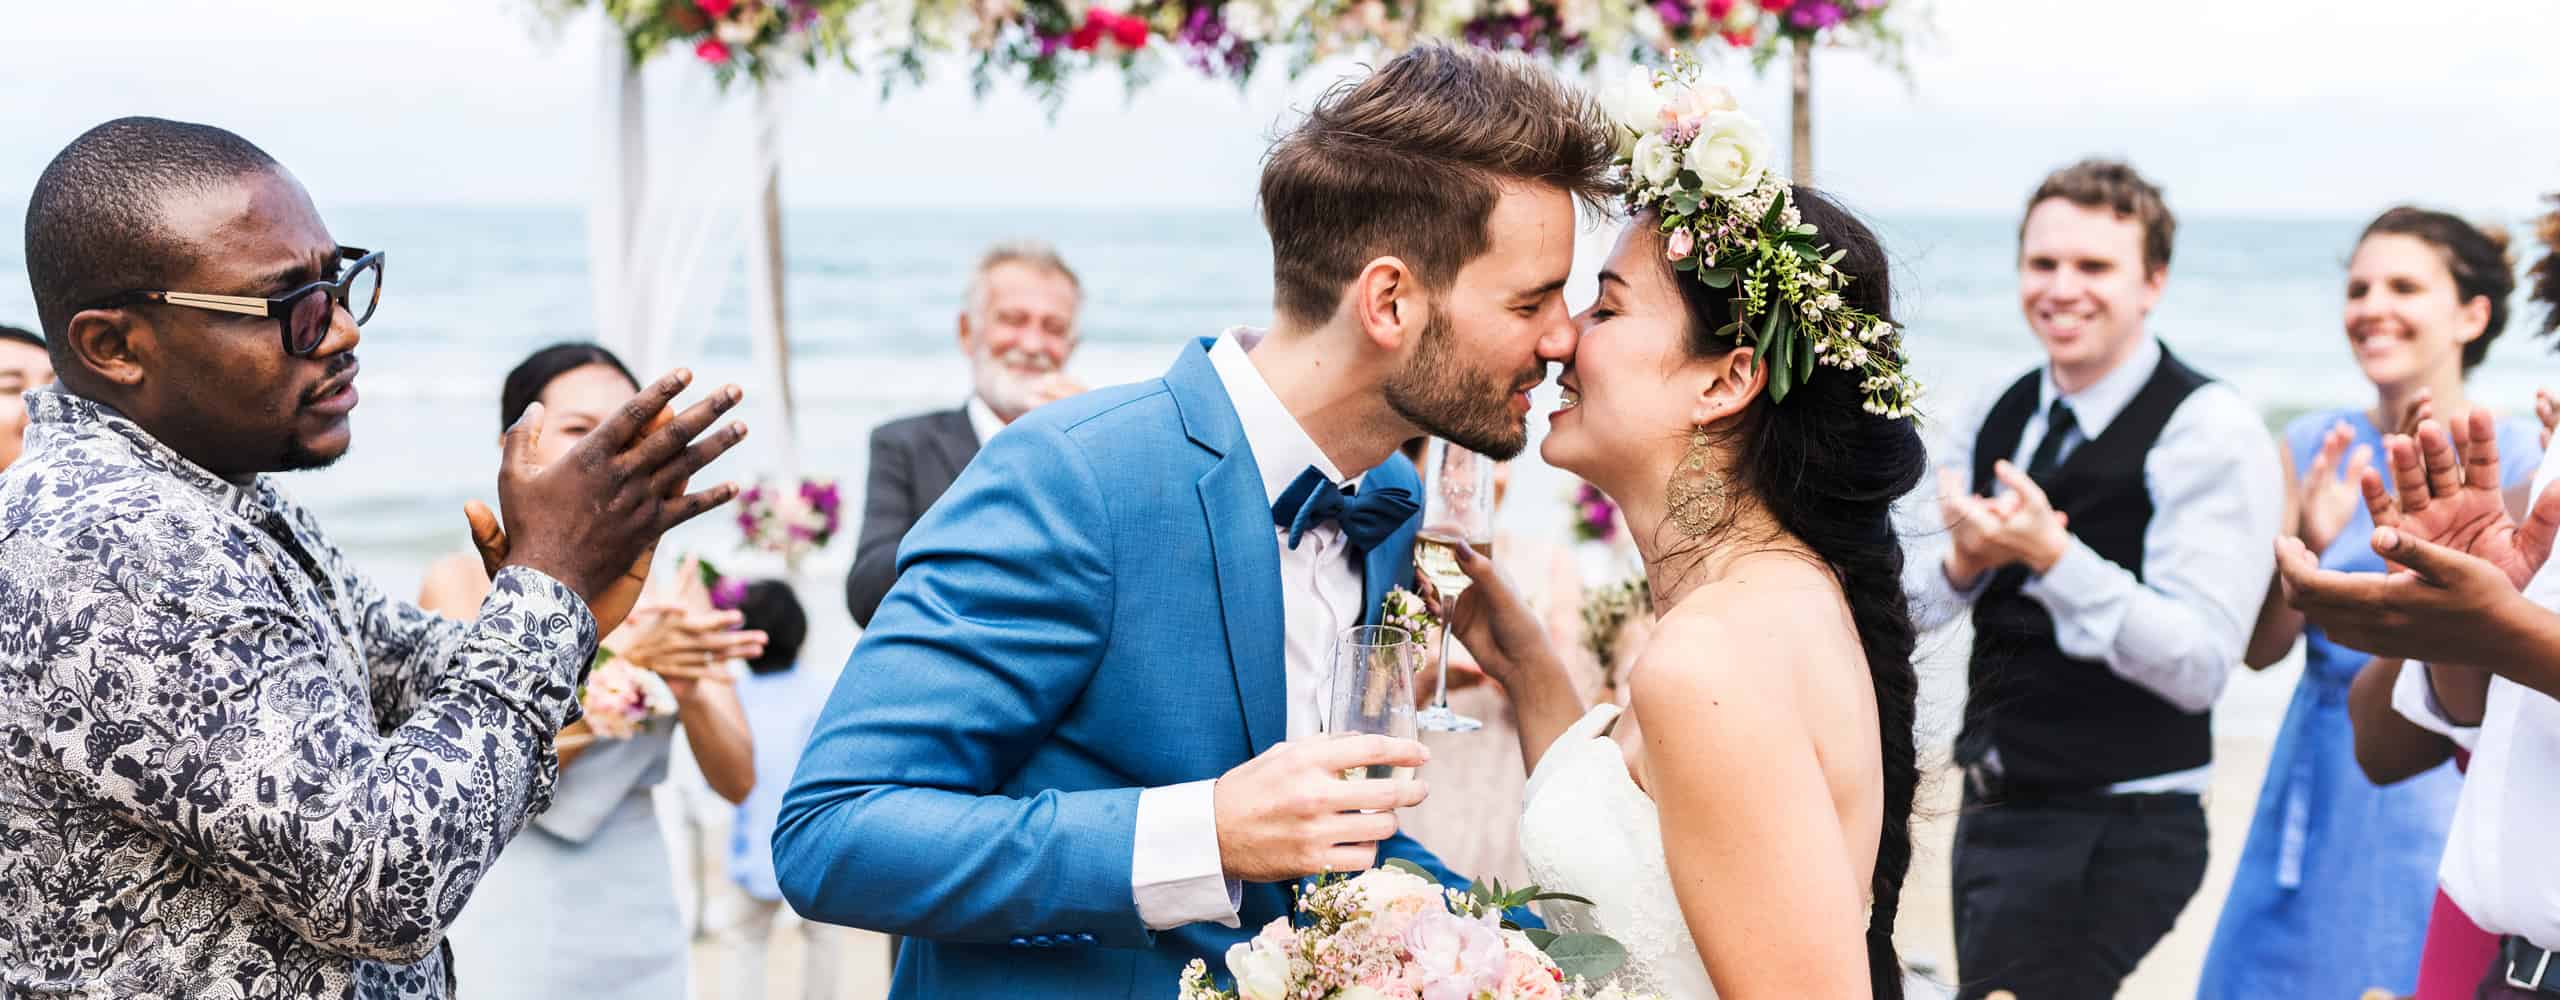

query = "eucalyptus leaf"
[[1541, 933, 1630, 982], [1789, 242, 1824, 264], [1383, 859, 1439, 884], [1525, 928, 1560, 950], [1697, 267, 1736, 288], [1790, 223, 1818, 237], [1825, 247, 1848, 267]]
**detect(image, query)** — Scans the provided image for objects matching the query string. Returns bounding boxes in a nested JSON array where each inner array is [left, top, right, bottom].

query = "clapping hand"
[[466, 371, 747, 636], [1937, 462, 2072, 585], [2294, 420, 2373, 556], [2276, 408, 2560, 665], [2536, 387, 2558, 450], [2364, 409, 2559, 589]]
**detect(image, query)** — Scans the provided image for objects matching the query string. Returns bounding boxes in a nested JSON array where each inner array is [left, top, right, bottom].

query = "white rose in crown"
[[1629, 133, 1680, 189], [1683, 109, 1773, 198], [1602, 74, 1667, 150]]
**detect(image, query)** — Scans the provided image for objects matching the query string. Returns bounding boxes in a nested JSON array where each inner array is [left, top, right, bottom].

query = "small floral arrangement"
[[1568, 483, 1619, 544], [539, 0, 866, 86], [1602, 59, 1918, 417], [736, 477, 843, 565], [1580, 576, 1651, 684], [1381, 586, 1440, 639], [580, 650, 679, 741], [1177, 863, 1656, 1000]]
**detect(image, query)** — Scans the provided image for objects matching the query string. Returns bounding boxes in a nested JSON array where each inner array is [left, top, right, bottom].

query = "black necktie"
[[1271, 466, 1418, 555], [2026, 400, 2077, 483]]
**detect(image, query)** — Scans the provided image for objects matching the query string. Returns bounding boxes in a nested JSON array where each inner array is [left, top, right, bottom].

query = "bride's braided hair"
[[1657, 186, 1922, 999]]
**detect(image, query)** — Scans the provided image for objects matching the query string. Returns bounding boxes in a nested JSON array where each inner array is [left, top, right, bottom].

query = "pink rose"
[[695, 38, 733, 64], [1403, 908, 1505, 1000], [1664, 227, 1696, 262], [696, 0, 737, 15], [1496, 948, 1563, 1000]]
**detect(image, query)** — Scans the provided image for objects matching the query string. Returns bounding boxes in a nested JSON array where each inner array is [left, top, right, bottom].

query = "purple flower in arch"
[[1787, 0, 1844, 29], [709, 577, 749, 610], [1652, 0, 1690, 29]]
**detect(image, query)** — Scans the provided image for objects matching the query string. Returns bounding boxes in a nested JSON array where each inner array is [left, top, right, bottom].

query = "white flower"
[[1225, 940, 1290, 1000], [1630, 132, 1681, 189], [1630, 4, 1666, 45], [1682, 109, 1773, 198], [1499, 0, 1531, 16], [1333, 989, 1394, 1000], [1556, 0, 1599, 38], [1222, 1, 1272, 41], [1601, 73, 1668, 139], [1817, 292, 1843, 311]]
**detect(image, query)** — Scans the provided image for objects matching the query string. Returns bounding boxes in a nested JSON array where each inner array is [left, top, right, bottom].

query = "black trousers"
[[1951, 791, 2208, 1000]]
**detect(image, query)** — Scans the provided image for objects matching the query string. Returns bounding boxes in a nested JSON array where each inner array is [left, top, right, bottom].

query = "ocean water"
[[2, 204, 2553, 738]]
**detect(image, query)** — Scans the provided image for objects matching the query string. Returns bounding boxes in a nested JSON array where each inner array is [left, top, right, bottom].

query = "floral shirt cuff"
[[473, 566, 600, 728]]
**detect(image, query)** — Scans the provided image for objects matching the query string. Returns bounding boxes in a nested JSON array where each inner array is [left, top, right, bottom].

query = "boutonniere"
[[1381, 586, 1439, 640]]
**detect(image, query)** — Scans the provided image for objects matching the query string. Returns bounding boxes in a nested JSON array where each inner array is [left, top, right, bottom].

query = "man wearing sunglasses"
[[0, 116, 751, 999]]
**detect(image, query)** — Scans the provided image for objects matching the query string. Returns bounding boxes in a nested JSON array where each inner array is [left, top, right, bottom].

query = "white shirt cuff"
[[2393, 661, 2482, 751], [2020, 537, 2116, 614], [1132, 780, 1241, 931]]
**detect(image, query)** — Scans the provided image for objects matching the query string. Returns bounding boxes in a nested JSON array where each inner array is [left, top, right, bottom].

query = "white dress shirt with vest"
[[1908, 335, 2283, 795]]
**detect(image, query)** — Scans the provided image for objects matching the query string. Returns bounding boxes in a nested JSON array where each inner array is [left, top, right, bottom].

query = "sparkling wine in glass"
[[1415, 438, 1495, 733], [1324, 625, 1420, 782]]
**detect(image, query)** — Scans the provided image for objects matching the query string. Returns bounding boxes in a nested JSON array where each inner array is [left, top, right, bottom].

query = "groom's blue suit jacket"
[[774, 338, 1464, 998]]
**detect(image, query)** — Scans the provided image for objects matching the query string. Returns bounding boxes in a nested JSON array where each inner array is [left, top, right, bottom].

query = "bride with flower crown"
[[1430, 74, 1926, 999]]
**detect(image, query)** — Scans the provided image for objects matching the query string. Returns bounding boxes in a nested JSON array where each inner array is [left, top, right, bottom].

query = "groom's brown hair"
[[1259, 45, 1618, 329]]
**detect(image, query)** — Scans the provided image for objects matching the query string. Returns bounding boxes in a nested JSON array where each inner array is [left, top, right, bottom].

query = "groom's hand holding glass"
[[2278, 409, 2560, 710], [1212, 734, 1431, 882]]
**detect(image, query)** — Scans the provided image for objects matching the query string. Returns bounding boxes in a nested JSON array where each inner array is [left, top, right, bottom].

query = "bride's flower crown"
[[1603, 62, 1920, 418]]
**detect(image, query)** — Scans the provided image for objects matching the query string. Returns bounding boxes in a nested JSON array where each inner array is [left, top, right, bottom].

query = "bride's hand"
[[1423, 540, 1558, 690]]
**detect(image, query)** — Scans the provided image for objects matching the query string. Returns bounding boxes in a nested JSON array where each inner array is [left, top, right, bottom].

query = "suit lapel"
[[927, 408, 981, 487], [1167, 339, 1290, 755], [1200, 455, 1288, 754], [1358, 454, 1423, 629]]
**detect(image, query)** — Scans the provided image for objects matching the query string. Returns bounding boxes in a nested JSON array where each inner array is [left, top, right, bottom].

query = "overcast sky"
[[3, 0, 2556, 220]]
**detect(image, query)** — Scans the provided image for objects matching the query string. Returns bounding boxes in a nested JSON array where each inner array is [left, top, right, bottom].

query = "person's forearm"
[[2348, 657, 2453, 784], [1503, 649, 1591, 776], [2245, 571, 2305, 670], [680, 685, 756, 805]]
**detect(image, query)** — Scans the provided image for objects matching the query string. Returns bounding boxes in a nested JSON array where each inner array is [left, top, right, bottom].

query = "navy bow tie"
[[1272, 466, 1418, 554]]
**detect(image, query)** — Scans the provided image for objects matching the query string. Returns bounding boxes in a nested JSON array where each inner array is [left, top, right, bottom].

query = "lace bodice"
[[1519, 704, 1719, 999]]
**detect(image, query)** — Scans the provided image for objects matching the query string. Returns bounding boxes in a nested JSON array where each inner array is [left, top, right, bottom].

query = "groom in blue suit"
[[774, 45, 1620, 998]]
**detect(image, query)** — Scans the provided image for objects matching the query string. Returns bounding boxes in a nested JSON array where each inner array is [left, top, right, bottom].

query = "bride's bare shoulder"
[[1627, 561, 1850, 716]]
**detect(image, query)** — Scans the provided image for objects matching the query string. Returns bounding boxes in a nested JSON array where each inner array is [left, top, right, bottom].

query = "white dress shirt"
[[1129, 330, 1372, 930], [2393, 443, 2560, 950], [1904, 336, 2283, 792], [965, 394, 1006, 445]]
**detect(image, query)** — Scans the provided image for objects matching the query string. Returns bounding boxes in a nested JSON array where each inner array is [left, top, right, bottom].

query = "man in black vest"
[[1910, 159, 2282, 998], [845, 240, 1085, 626]]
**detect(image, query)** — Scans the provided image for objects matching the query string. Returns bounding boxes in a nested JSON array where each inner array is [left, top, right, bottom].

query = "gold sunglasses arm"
[[158, 292, 273, 318]]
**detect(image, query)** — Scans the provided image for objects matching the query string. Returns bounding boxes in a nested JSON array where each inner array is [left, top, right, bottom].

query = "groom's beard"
[[1383, 310, 1539, 461]]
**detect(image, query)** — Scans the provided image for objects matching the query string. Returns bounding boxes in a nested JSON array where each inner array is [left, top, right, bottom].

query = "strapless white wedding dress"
[[1519, 703, 1719, 999]]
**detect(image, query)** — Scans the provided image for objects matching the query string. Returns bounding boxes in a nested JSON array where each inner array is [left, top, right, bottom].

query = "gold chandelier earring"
[[1666, 425, 1731, 538]]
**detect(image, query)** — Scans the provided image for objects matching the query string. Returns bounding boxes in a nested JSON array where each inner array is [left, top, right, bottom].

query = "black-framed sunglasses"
[[90, 247, 384, 357]]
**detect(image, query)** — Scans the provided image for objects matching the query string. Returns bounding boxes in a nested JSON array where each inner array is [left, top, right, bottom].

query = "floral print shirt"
[[0, 390, 597, 998]]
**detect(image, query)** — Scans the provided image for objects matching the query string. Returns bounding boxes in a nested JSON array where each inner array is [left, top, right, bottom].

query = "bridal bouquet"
[[579, 652, 680, 741], [1177, 864, 1658, 1000], [736, 476, 843, 565]]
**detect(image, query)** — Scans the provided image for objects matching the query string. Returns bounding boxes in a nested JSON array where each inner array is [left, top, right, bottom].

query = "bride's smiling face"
[[1544, 223, 1727, 487]]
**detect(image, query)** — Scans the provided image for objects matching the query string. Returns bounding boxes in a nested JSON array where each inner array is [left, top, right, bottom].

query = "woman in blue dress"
[[2199, 207, 2529, 999]]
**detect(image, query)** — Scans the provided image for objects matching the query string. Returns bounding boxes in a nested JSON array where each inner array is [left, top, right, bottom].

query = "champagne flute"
[[1323, 625, 1421, 782], [1414, 438, 1494, 733]]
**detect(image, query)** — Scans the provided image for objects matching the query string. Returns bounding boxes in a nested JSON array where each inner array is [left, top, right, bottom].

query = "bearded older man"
[[843, 238, 1086, 626]]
